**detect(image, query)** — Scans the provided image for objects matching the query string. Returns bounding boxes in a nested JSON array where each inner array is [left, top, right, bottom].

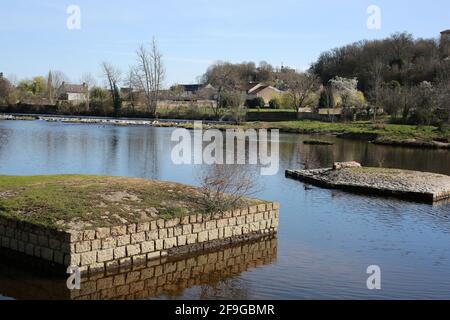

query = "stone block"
[[81, 251, 97, 266], [209, 229, 219, 241], [117, 234, 131, 247], [141, 241, 155, 254], [164, 237, 177, 249], [126, 244, 141, 257], [146, 230, 159, 241], [91, 239, 101, 250], [83, 230, 96, 241], [174, 226, 183, 237], [198, 231, 209, 243], [186, 234, 197, 245], [177, 235, 187, 246], [75, 241, 91, 253], [147, 251, 161, 260], [131, 232, 145, 244], [95, 227, 110, 239], [192, 223, 203, 233], [136, 222, 150, 233], [97, 248, 114, 262], [102, 237, 117, 249], [155, 239, 164, 251], [114, 246, 126, 259], [111, 226, 127, 236]]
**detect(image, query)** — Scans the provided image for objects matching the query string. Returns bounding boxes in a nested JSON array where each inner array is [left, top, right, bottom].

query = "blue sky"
[[0, 0, 449, 87]]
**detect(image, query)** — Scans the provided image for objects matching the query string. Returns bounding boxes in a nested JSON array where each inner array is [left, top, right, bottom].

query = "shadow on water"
[[0, 237, 277, 300]]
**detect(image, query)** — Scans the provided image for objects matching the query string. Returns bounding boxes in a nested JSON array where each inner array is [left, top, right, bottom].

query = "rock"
[[333, 161, 362, 170]]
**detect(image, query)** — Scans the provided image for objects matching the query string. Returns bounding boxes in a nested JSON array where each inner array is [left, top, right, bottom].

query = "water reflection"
[[0, 237, 277, 300]]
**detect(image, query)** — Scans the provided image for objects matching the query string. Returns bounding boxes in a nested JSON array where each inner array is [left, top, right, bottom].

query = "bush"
[[269, 97, 281, 109], [246, 97, 265, 109]]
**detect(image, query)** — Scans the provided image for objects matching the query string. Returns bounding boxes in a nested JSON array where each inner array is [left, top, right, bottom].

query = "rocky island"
[[286, 162, 450, 204]]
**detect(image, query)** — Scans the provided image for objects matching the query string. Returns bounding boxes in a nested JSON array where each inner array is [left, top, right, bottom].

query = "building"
[[247, 83, 283, 106], [59, 82, 89, 104], [440, 29, 450, 59]]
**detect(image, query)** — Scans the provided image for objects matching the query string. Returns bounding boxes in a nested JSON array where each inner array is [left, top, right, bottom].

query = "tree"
[[310, 32, 440, 93], [0, 75, 13, 105], [269, 97, 281, 109], [202, 62, 242, 119], [279, 71, 320, 112], [101, 62, 122, 116], [219, 90, 246, 123], [246, 97, 265, 109], [411, 81, 439, 125], [123, 68, 138, 111], [318, 90, 329, 108], [195, 164, 259, 214], [435, 62, 450, 123], [31, 76, 47, 96], [133, 38, 165, 117], [81, 72, 96, 110], [367, 59, 385, 121], [90, 86, 109, 115], [47, 71, 69, 103]]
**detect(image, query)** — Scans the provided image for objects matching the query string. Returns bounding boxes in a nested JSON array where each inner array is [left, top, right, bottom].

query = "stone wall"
[[0, 203, 279, 274]]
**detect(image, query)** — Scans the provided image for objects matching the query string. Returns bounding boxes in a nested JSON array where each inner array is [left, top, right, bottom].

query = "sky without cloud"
[[0, 0, 449, 87]]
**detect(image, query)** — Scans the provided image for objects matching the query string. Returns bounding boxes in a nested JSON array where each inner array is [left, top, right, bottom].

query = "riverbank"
[[1, 113, 449, 149], [286, 165, 450, 204], [0, 175, 279, 274]]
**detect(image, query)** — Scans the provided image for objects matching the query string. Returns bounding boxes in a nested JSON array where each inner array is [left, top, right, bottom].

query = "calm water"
[[0, 120, 450, 300]]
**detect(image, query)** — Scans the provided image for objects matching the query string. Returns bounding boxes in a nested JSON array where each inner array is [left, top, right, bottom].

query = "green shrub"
[[269, 98, 281, 109], [246, 97, 265, 109]]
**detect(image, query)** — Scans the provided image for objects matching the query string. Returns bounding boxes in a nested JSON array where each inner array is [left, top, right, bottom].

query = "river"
[[0, 120, 449, 299]]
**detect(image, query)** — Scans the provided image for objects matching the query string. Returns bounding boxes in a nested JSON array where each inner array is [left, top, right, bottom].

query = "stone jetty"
[[286, 162, 450, 204]]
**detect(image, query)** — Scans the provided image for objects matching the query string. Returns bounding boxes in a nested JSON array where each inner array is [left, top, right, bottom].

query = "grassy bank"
[[0, 175, 260, 230], [182, 120, 450, 147]]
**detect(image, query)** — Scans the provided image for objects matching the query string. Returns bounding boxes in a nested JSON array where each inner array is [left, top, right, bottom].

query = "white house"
[[59, 82, 89, 104]]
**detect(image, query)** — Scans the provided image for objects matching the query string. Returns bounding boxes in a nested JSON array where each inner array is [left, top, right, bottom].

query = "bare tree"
[[133, 38, 165, 116], [101, 62, 122, 115], [367, 58, 385, 121], [279, 70, 320, 112], [123, 67, 138, 112], [81, 72, 97, 110], [81, 72, 97, 88], [195, 164, 259, 214], [47, 70, 69, 103]]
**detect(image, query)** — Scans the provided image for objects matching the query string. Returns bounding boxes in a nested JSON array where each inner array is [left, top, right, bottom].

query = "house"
[[246, 83, 283, 106], [59, 82, 89, 104]]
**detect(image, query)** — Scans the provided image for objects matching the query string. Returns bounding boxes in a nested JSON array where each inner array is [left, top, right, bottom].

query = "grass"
[[0, 175, 260, 230]]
